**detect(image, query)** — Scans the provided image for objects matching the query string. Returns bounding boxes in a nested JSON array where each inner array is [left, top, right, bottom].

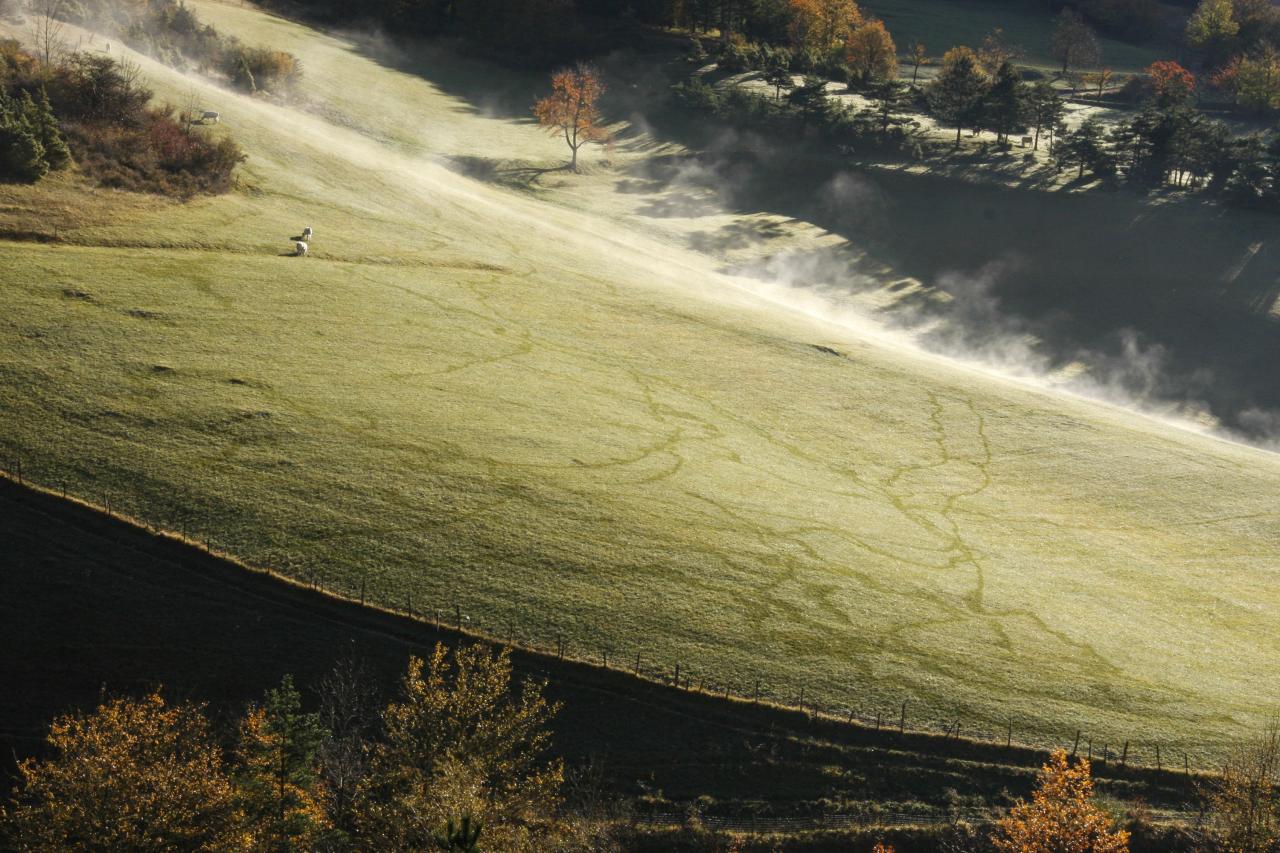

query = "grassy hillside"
[[2, 0, 1279, 766], [0, 476, 1201, 828]]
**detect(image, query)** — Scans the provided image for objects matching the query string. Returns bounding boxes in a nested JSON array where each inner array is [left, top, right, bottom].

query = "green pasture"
[[0, 0, 1276, 762]]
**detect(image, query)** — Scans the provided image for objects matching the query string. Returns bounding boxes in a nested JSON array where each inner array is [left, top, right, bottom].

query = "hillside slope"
[[0, 476, 1199, 825], [1, 0, 1278, 760]]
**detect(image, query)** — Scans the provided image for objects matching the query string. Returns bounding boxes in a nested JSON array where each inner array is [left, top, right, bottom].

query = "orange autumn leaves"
[[993, 749, 1130, 853], [788, 0, 897, 83], [533, 62, 610, 171]]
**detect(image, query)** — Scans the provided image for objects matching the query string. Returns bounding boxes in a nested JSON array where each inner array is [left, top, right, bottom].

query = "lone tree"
[[1051, 8, 1100, 76], [992, 749, 1129, 853], [763, 58, 795, 101], [533, 63, 609, 172], [929, 46, 989, 146], [909, 41, 928, 84]]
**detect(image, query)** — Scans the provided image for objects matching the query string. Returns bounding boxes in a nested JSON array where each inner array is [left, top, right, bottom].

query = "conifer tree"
[[235, 674, 331, 852]]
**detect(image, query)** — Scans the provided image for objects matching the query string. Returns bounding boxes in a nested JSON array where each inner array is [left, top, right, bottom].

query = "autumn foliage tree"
[[845, 18, 897, 85], [992, 748, 1130, 853], [533, 62, 609, 172], [353, 643, 565, 852], [788, 0, 861, 53], [3, 692, 242, 850], [1147, 60, 1196, 106]]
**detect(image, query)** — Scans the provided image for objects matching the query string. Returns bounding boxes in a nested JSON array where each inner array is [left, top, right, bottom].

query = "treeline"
[[51, 0, 301, 95], [0, 39, 243, 194], [2, 643, 599, 852]]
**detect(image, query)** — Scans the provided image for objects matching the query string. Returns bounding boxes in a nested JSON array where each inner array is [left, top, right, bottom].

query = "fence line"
[[635, 809, 994, 831], [0, 456, 1216, 776]]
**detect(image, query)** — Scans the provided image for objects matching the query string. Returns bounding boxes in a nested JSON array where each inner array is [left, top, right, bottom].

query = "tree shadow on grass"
[[299, 22, 1280, 441]]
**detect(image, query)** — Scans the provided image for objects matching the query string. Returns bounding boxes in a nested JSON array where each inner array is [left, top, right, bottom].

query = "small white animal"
[[202, 111, 220, 124], [295, 241, 309, 256], [301, 226, 313, 240]]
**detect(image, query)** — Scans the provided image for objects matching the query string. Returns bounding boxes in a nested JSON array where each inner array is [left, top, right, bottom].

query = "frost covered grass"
[[1, 0, 1277, 762]]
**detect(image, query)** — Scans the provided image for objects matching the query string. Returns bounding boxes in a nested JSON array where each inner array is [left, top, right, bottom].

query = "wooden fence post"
[[635, 651, 641, 675], [455, 603, 462, 631], [900, 700, 907, 734], [673, 662, 679, 686], [1184, 752, 1190, 775], [1007, 720, 1013, 748], [1073, 731, 1081, 756], [1156, 743, 1161, 772], [1121, 741, 1129, 768], [753, 677, 760, 702]]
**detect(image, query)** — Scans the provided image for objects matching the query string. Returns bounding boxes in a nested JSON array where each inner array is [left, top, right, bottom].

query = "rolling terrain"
[[2, 0, 1279, 766]]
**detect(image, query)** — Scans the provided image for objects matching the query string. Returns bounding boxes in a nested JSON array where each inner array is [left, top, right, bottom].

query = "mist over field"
[[4, 0, 1280, 787]]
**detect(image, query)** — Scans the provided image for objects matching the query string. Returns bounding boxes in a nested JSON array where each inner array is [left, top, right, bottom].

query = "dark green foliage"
[[928, 52, 989, 147], [1055, 117, 1114, 179], [763, 60, 794, 101], [788, 75, 831, 124], [235, 676, 329, 851], [32, 88, 71, 171], [434, 815, 483, 852], [983, 61, 1027, 144], [0, 86, 69, 183], [868, 80, 916, 137]]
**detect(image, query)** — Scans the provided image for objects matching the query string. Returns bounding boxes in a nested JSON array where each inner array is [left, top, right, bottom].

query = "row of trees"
[[3, 644, 574, 852]]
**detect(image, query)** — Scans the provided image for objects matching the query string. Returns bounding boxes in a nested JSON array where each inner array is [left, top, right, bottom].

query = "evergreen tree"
[[235, 675, 331, 851], [928, 47, 988, 146], [0, 90, 48, 183], [27, 88, 70, 171], [984, 60, 1026, 144], [868, 79, 914, 135], [1057, 118, 1112, 179]]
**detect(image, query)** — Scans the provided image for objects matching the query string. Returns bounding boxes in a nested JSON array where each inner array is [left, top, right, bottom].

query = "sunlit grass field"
[[2, 0, 1277, 761]]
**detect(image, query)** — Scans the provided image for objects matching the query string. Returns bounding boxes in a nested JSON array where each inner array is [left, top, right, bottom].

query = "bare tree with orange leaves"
[[533, 63, 609, 173], [992, 748, 1130, 853]]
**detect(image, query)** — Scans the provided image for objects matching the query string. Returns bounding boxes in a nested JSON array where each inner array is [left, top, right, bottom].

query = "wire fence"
[[634, 809, 995, 832], [0, 453, 1218, 779]]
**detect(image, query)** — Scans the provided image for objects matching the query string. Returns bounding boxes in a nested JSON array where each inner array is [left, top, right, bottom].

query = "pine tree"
[[32, 87, 71, 170], [984, 60, 1026, 144], [235, 675, 331, 851], [929, 47, 989, 146]]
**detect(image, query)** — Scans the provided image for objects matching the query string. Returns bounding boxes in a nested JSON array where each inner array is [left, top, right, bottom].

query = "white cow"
[[302, 226, 313, 240], [295, 241, 309, 257]]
